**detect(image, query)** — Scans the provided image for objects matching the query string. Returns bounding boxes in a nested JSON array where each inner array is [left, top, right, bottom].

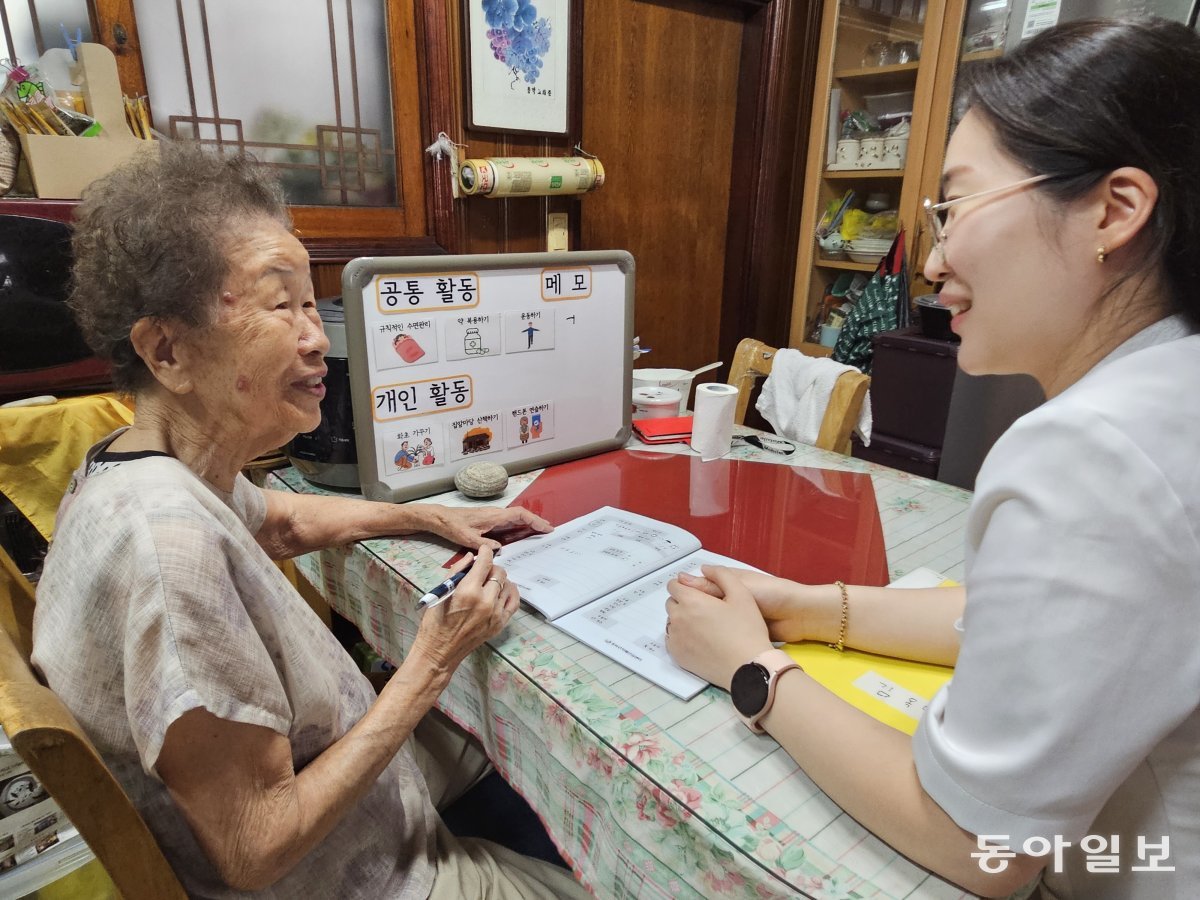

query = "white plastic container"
[[632, 386, 682, 418], [631, 368, 695, 413], [819, 324, 843, 348]]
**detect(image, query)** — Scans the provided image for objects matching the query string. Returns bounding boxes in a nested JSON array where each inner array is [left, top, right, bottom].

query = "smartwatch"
[[730, 648, 800, 733]]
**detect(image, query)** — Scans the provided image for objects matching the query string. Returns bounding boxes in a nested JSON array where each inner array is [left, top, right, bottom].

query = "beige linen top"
[[32, 432, 438, 899]]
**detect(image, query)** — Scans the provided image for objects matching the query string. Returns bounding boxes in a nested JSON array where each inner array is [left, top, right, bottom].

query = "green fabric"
[[831, 271, 904, 371], [831, 232, 910, 372]]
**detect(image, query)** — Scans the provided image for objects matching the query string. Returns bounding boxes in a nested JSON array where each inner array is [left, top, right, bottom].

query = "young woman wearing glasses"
[[665, 18, 1200, 899]]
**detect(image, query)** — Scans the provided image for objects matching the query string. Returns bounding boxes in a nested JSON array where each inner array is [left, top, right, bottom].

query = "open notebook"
[[502, 507, 957, 715], [501, 507, 745, 699]]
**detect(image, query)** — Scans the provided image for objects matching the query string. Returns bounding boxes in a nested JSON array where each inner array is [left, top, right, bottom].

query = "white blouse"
[[914, 317, 1200, 899]]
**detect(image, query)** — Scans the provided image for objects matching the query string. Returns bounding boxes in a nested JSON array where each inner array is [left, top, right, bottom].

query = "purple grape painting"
[[482, 0, 553, 85]]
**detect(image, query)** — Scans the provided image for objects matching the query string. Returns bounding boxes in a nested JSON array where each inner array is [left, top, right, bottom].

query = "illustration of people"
[[394, 441, 414, 469], [421, 437, 436, 466], [519, 416, 530, 444], [521, 323, 540, 349], [530, 412, 543, 439], [392, 332, 426, 363]]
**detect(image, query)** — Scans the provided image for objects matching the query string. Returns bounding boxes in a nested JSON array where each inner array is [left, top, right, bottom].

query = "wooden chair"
[[728, 337, 870, 455], [0, 626, 187, 899], [0, 546, 35, 661]]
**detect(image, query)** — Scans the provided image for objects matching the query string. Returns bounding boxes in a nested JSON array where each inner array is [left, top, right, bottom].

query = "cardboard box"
[[18, 43, 156, 199], [0, 730, 66, 872]]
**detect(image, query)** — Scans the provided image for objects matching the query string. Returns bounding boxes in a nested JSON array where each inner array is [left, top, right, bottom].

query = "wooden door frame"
[[913, 0, 971, 278], [717, 0, 823, 365], [87, 0, 451, 261]]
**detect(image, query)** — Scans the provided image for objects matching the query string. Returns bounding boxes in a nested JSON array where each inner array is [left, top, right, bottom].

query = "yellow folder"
[[783, 568, 956, 735]]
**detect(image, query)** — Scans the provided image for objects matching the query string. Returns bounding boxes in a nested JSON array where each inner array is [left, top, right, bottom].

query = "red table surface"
[[507, 450, 889, 587]]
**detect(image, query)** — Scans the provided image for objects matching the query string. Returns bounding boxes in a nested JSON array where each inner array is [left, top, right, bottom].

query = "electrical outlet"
[[547, 212, 569, 252]]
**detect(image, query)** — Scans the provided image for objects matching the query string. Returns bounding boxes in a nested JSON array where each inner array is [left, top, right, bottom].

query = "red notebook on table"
[[632, 415, 693, 444]]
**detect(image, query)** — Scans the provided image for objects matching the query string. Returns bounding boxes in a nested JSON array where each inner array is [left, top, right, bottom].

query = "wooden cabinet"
[[788, 0, 975, 348], [790, 0, 1047, 488]]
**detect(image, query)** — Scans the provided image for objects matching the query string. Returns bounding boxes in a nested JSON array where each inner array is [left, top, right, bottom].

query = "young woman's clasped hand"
[[665, 567, 810, 689], [665, 567, 775, 690]]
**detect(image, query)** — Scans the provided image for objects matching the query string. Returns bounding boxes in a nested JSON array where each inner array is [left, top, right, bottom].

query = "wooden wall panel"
[[721, 0, 821, 368], [428, 0, 579, 256], [79, 0, 819, 362], [313, 266, 344, 300], [581, 1, 744, 373]]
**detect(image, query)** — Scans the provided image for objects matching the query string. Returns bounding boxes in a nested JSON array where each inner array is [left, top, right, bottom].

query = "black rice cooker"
[[286, 297, 359, 489]]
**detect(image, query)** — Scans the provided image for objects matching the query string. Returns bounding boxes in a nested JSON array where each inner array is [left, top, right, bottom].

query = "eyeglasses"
[[922, 173, 1052, 259]]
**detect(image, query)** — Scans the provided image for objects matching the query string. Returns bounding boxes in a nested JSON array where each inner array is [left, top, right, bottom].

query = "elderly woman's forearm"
[[158, 650, 451, 890], [257, 489, 441, 557], [253, 655, 453, 885]]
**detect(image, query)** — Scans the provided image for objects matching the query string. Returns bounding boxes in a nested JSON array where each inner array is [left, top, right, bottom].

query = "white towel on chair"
[[754, 349, 872, 447]]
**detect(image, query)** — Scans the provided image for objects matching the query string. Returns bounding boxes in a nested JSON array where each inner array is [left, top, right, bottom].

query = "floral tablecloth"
[[270, 434, 975, 899]]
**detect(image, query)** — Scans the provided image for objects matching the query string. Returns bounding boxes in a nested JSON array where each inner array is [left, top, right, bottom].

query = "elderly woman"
[[32, 147, 589, 899]]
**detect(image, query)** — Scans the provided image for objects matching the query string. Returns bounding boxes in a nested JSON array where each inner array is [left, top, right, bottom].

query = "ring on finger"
[[487, 577, 507, 590]]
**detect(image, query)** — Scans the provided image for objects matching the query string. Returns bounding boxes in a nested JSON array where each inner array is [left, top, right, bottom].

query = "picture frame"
[[464, 0, 572, 135]]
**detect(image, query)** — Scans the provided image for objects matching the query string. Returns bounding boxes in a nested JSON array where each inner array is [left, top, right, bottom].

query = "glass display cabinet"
[[794, 0, 1200, 350], [790, 0, 964, 348]]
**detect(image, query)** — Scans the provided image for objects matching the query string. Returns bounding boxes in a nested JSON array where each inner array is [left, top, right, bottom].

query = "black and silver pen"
[[417, 570, 468, 610]]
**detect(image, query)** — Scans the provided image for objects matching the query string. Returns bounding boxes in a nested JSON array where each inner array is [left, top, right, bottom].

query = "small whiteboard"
[[342, 251, 635, 502]]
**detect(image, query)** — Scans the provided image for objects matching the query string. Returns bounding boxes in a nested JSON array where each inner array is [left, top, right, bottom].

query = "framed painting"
[[464, 0, 571, 135]]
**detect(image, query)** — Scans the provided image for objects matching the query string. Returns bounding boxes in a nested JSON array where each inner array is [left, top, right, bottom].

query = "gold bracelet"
[[828, 580, 849, 652]]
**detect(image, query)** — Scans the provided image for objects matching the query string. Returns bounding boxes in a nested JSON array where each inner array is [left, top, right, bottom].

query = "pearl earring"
[[1097, 246, 1108, 264]]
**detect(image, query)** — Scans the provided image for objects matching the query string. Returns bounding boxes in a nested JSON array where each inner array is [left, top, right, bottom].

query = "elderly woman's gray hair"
[[68, 145, 291, 391]]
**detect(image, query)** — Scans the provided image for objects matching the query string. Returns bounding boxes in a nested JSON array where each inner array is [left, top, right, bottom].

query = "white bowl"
[[816, 233, 846, 258], [843, 238, 890, 264], [846, 249, 886, 264], [631, 368, 693, 413]]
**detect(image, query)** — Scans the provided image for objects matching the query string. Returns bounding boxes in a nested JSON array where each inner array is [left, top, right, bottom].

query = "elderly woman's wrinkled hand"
[[418, 505, 553, 551], [410, 545, 519, 673], [665, 565, 773, 691]]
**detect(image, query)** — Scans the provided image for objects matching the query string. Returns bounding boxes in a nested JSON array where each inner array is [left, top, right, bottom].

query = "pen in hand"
[[417, 570, 469, 610]]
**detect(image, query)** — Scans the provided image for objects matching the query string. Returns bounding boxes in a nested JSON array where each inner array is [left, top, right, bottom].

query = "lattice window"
[[131, 0, 397, 207], [0, 0, 94, 65]]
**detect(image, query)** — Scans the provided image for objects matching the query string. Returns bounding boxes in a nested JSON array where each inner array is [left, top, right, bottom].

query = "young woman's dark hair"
[[958, 17, 1200, 329]]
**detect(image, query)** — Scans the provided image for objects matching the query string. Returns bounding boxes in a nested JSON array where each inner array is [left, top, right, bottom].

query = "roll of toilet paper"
[[690, 383, 738, 461]]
